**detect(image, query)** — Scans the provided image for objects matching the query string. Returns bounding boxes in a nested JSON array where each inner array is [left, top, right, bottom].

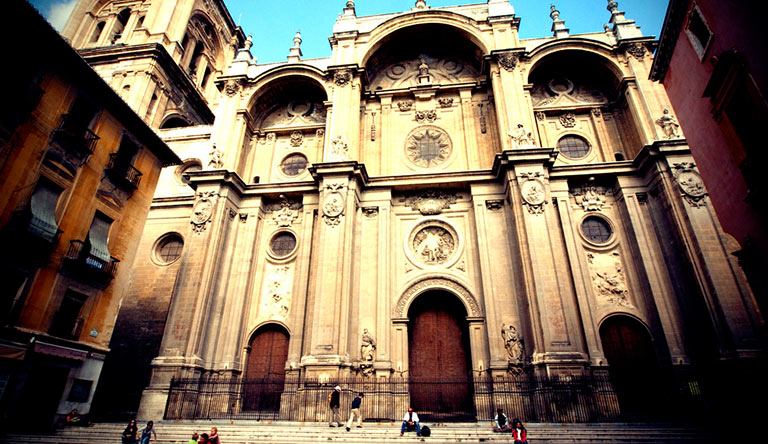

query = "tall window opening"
[[49, 289, 88, 339]]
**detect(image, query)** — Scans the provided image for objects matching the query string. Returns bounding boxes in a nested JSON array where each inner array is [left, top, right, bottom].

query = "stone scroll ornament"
[[359, 328, 377, 377], [502, 323, 525, 375], [519, 172, 547, 215], [322, 182, 346, 227], [190, 191, 218, 233], [672, 162, 707, 208]]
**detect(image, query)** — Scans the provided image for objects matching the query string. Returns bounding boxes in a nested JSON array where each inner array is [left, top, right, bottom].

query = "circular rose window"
[[270, 231, 297, 258], [405, 126, 452, 168]]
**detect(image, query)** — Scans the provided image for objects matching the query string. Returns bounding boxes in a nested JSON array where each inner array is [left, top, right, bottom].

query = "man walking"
[[328, 385, 342, 427], [345, 392, 364, 431]]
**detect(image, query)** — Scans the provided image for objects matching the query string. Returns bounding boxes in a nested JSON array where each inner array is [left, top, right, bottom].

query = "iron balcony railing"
[[62, 239, 120, 282], [164, 374, 627, 423], [51, 113, 100, 159], [106, 153, 143, 189]]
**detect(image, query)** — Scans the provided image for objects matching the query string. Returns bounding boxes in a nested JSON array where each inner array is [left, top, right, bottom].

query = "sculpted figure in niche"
[[656, 108, 681, 139], [359, 328, 376, 376], [509, 123, 536, 149], [208, 144, 224, 168], [501, 323, 524, 365]]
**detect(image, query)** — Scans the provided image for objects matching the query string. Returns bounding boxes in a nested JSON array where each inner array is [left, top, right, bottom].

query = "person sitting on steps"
[[400, 407, 421, 437]]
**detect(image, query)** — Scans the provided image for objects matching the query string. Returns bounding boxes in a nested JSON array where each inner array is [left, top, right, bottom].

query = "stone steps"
[[0, 422, 715, 444]]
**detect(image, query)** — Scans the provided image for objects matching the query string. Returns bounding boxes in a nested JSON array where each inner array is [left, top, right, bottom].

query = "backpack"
[[421, 425, 431, 437]]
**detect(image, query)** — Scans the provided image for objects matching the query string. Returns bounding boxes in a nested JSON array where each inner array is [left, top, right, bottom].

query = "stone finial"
[[287, 30, 302, 62], [344, 0, 356, 16], [549, 4, 569, 38], [550, 4, 560, 20], [414, 0, 428, 9], [607, 0, 619, 13], [244, 34, 253, 50], [605, 0, 642, 39], [346, 1, 355, 7]]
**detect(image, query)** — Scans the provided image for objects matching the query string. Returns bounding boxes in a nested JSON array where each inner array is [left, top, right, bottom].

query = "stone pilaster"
[[301, 161, 368, 376]]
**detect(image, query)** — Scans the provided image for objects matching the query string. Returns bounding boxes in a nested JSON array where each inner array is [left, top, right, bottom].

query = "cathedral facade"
[[60, 1, 765, 421]]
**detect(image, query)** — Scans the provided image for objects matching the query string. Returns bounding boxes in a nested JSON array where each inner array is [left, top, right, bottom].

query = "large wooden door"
[[600, 316, 658, 416], [243, 325, 289, 413], [408, 292, 473, 421]]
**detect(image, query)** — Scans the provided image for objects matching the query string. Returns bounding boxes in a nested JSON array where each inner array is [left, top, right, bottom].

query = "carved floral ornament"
[[290, 131, 303, 147], [414, 109, 438, 124], [626, 42, 647, 59], [496, 51, 520, 71], [327, 135, 349, 162], [518, 172, 547, 215], [403, 190, 458, 215], [190, 191, 218, 233], [672, 162, 707, 208], [405, 126, 452, 168], [393, 277, 482, 318], [559, 112, 576, 128], [333, 68, 353, 87], [223, 79, 241, 97]]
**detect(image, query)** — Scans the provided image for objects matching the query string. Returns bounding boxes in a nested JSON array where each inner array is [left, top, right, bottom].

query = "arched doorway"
[[599, 316, 658, 416], [243, 324, 289, 414], [408, 291, 474, 421]]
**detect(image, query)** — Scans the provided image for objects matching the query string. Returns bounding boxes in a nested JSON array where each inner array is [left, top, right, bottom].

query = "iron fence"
[[164, 373, 623, 423]]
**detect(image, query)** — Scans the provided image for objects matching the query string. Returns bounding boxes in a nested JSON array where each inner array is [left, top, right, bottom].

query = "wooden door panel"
[[244, 327, 289, 412]]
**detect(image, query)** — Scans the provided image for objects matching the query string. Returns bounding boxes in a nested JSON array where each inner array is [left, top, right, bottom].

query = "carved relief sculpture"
[[403, 189, 458, 215], [223, 80, 240, 97], [438, 97, 454, 108], [531, 77, 608, 108], [191, 191, 218, 233], [586, 251, 631, 307], [413, 226, 455, 264], [327, 135, 349, 162], [673, 162, 707, 208], [656, 108, 681, 139], [397, 101, 413, 112], [368, 55, 480, 90], [571, 178, 609, 211], [269, 194, 301, 227], [261, 265, 293, 320], [626, 42, 647, 59], [508, 123, 537, 149], [478, 103, 487, 134]]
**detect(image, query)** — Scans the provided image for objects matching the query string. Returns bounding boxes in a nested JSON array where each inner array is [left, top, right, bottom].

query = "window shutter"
[[87, 213, 112, 266], [28, 182, 60, 242]]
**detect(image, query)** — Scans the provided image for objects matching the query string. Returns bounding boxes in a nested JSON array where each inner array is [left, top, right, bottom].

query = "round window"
[[176, 159, 202, 185], [270, 231, 297, 258], [155, 234, 184, 264], [557, 135, 591, 159], [281, 153, 308, 177], [581, 216, 613, 244]]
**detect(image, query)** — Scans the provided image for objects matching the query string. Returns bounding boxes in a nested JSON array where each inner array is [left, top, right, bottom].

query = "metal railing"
[[106, 153, 143, 189], [164, 373, 623, 423], [51, 114, 100, 159], [62, 240, 120, 280]]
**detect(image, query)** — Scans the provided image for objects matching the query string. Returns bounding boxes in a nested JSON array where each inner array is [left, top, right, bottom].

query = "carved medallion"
[[403, 190, 458, 215], [322, 182, 346, 227], [405, 126, 452, 168], [191, 191, 218, 233], [519, 176, 547, 215], [408, 220, 460, 267], [673, 162, 707, 208]]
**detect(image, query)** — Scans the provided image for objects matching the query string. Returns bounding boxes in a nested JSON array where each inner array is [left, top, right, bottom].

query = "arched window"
[[160, 116, 191, 129], [110, 8, 131, 44], [90, 21, 105, 43]]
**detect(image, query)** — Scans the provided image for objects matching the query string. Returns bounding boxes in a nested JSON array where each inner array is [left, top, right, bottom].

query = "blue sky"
[[31, 0, 668, 64]]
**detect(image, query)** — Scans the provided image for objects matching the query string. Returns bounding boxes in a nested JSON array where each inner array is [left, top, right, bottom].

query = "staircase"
[[0, 422, 716, 444]]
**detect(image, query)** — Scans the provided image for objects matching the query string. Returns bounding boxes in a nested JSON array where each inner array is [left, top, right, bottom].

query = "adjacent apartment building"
[[0, 0, 179, 429]]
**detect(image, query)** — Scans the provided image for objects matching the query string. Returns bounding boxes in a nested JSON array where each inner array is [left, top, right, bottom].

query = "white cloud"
[[47, 0, 77, 31]]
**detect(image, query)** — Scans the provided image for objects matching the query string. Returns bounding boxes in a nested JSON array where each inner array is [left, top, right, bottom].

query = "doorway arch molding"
[[394, 276, 483, 319]]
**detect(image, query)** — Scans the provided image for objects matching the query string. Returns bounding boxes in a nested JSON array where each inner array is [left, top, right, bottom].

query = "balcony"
[[62, 240, 119, 287], [105, 153, 143, 190], [50, 114, 100, 160]]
